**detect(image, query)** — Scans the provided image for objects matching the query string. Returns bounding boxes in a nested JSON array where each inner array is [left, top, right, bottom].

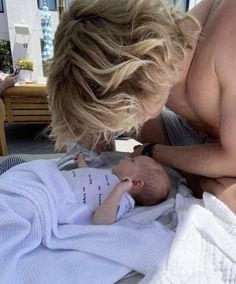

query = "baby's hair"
[[47, 0, 200, 150], [133, 166, 170, 206]]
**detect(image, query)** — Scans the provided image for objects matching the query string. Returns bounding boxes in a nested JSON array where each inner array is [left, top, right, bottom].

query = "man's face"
[[112, 155, 156, 179], [138, 86, 170, 123]]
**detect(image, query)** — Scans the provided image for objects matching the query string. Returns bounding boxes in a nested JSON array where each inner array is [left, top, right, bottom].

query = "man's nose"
[[123, 156, 131, 161]]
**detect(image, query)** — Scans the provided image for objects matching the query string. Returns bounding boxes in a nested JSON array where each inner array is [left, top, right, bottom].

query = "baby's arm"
[[74, 153, 88, 168], [92, 177, 132, 225]]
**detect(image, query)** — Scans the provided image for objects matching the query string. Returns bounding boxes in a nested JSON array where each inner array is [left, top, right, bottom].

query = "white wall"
[[1, 0, 59, 81]]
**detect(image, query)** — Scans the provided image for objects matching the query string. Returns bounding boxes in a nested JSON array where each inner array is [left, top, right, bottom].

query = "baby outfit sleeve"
[[116, 193, 135, 221]]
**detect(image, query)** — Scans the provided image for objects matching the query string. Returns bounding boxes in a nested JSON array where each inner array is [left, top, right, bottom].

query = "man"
[[136, 0, 236, 212], [47, 0, 236, 212]]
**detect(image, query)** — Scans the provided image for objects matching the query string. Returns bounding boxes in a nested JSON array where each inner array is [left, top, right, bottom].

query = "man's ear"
[[132, 179, 144, 190]]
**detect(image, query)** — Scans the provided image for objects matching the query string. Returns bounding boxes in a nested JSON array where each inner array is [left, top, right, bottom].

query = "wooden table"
[[3, 83, 51, 124], [0, 83, 51, 155], [0, 98, 7, 155]]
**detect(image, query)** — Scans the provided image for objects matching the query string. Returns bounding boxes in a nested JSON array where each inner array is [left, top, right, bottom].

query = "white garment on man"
[[62, 168, 135, 221]]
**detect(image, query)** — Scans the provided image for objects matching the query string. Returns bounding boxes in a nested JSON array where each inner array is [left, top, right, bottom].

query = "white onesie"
[[62, 168, 135, 221]]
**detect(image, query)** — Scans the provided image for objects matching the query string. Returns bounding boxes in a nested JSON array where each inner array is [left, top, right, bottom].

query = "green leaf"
[[0, 39, 13, 73]]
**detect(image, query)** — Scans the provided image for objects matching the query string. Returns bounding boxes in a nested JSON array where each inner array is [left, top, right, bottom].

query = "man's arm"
[[184, 174, 230, 198], [199, 177, 227, 197], [140, 1, 236, 179], [92, 178, 132, 225], [133, 139, 236, 178], [134, 92, 236, 177], [200, 176, 236, 214], [151, 141, 236, 178], [189, 0, 216, 28]]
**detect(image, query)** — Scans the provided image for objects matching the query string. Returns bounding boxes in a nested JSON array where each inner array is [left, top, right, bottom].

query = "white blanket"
[[140, 183, 236, 284], [0, 160, 173, 284], [1, 157, 235, 284]]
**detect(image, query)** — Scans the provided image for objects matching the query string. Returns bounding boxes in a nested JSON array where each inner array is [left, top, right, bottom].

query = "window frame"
[[185, 0, 190, 11], [65, 0, 72, 9], [37, 0, 57, 12], [0, 0, 4, 13]]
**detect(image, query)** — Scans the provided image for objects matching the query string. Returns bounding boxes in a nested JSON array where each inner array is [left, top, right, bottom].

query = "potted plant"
[[0, 39, 14, 73], [16, 58, 34, 82]]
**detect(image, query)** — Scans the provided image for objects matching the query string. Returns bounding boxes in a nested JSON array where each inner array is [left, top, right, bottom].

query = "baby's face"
[[112, 155, 158, 179]]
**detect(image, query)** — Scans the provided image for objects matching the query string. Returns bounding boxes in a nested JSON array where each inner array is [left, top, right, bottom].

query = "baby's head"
[[112, 155, 170, 206]]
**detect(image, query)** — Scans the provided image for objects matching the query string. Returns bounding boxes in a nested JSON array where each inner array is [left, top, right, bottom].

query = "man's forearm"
[[152, 143, 236, 178]]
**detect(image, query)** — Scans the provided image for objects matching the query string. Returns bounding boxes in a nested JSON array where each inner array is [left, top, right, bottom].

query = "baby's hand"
[[116, 177, 133, 193], [74, 152, 88, 168]]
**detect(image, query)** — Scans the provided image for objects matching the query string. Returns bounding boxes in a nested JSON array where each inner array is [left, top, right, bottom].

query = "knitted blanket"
[[140, 188, 236, 284], [0, 159, 173, 284]]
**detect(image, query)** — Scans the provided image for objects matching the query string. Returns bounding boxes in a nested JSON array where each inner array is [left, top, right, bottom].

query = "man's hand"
[[132, 143, 157, 158], [199, 176, 236, 214], [2, 75, 17, 89], [131, 144, 145, 157]]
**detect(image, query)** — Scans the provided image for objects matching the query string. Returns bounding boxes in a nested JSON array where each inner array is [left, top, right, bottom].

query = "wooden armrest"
[[0, 98, 8, 155]]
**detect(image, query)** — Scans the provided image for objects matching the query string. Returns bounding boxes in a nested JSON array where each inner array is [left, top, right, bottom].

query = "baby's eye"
[[131, 159, 135, 162]]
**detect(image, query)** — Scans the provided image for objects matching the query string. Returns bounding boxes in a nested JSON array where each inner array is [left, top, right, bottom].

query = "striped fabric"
[[40, 4, 54, 60], [0, 157, 25, 175]]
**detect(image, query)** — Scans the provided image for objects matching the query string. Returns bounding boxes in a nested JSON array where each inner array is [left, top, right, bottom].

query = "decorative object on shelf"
[[16, 58, 34, 82]]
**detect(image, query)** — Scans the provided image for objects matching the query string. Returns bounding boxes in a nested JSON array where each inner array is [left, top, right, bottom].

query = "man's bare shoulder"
[[189, 0, 215, 28], [203, 0, 236, 88], [202, 0, 236, 153]]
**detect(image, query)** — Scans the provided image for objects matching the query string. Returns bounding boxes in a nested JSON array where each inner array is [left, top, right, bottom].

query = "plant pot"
[[18, 70, 32, 82]]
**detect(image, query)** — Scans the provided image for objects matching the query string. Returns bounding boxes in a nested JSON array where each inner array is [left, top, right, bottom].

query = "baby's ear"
[[132, 179, 144, 190]]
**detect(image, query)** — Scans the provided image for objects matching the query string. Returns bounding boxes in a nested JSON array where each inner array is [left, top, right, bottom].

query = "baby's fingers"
[[74, 152, 83, 161], [121, 177, 132, 183]]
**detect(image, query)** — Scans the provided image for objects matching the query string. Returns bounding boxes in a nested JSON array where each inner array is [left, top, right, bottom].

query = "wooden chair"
[[0, 98, 8, 155], [3, 84, 50, 124], [0, 84, 51, 156]]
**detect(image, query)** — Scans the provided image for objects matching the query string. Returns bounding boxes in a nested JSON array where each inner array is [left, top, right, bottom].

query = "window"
[[38, 0, 57, 11], [185, 0, 190, 11], [65, 0, 72, 9], [167, 0, 189, 12], [0, 0, 4, 13]]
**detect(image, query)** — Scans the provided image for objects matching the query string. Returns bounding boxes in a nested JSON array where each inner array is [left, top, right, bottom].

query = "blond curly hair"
[[47, 0, 200, 150]]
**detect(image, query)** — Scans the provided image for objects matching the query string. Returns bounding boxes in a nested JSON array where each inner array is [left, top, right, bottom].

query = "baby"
[[61, 154, 170, 225]]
